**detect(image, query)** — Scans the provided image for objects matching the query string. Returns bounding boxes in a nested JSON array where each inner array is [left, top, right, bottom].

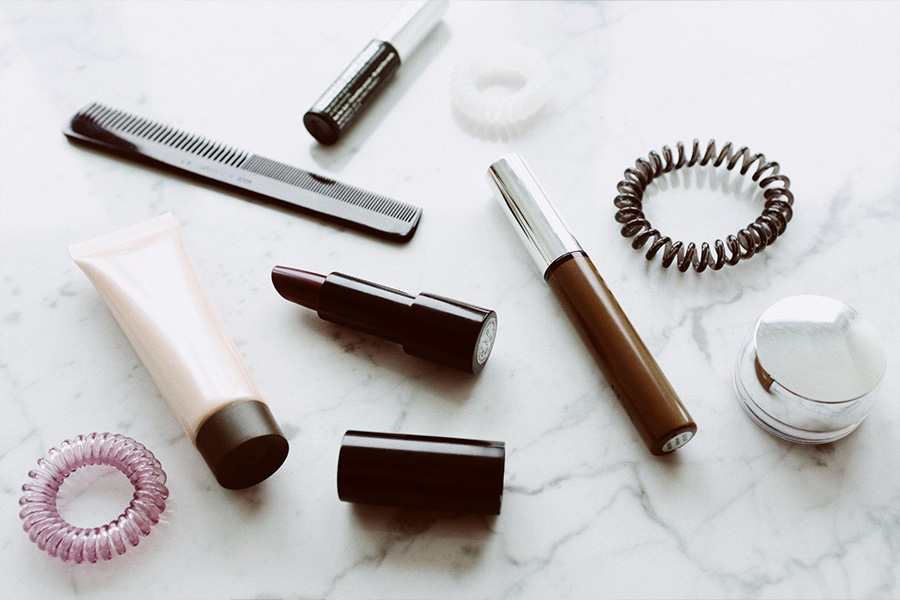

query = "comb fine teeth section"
[[241, 155, 418, 223]]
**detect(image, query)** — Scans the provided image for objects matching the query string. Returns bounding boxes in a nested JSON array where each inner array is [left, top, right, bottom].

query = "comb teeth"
[[74, 102, 249, 167], [240, 156, 419, 223]]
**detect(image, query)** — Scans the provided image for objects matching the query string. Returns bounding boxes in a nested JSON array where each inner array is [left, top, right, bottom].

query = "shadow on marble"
[[350, 503, 495, 551], [296, 312, 480, 405], [307, 23, 452, 174], [762, 426, 853, 468], [229, 480, 275, 514]]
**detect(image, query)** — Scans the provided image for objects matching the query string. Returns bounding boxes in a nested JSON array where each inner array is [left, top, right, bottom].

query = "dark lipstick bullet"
[[272, 266, 497, 374]]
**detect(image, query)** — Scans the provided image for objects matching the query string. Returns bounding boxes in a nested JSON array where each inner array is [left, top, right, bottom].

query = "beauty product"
[[450, 44, 550, 139], [488, 154, 696, 456], [64, 103, 421, 241], [337, 430, 505, 515], [734, 295, 886, 444], [70, 214, 288, 489], [272, 266, 497, 374], [19, 433, 168, 564], [303, 0, 449, 145], [614, 139, 794, 272]]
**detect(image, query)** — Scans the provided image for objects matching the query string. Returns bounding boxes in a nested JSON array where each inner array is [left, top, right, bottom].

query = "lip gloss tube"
[[488, 154, 697, 455], [303, 0, 449, 145]]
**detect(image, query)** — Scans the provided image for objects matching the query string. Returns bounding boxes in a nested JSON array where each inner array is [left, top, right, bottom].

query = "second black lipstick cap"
[[337, 430, 506, 515]]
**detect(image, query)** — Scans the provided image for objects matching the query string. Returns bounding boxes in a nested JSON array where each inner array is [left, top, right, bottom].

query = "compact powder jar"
[[734, 295, 886, 444]]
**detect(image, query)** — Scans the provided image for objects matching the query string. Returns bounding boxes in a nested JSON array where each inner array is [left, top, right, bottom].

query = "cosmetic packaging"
[[70, 214, 288, 489], [338, 430, 505, 515], [734, 295, 885, 443], [488, 154, 696, 455], [272, 266, 497, 374], [304, 0, 449, 145]]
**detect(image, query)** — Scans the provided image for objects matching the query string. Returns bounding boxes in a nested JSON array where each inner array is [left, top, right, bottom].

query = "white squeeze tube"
[[69, 213, 288, 490]]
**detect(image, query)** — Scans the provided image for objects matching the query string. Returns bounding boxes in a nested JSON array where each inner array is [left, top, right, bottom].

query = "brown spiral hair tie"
[[613, 139, 794, 273]]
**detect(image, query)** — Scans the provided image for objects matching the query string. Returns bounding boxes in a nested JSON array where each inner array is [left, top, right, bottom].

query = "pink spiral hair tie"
[[19, 433, 168, 563]]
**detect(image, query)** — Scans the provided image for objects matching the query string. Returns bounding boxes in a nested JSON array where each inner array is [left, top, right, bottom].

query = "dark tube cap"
[[403, 294, 498, 374], [195, 400, 289, 490], [337, 430, 505, 515], [304, 40, 401, 145], [302, 112, 341, 146]]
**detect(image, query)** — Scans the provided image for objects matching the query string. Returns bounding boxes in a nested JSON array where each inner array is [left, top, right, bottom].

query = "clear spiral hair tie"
[[450, 44, 550, 139], [19, 433, 168, 563]]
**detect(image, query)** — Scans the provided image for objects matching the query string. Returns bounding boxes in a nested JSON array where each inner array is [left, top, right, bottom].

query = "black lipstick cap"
[[337, 430, 505, 515]]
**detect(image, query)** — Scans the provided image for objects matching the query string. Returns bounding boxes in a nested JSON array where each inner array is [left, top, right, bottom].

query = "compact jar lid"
[[734, 295, 886, 444]]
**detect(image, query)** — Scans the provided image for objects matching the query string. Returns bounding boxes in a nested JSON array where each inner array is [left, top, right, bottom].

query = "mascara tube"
[[304, 0, 449, 145], [488, 154, 697, 456]]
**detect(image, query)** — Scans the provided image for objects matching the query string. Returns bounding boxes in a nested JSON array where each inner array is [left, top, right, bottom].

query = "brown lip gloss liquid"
[[488, 154, 696, 456], [546, 253, 695, 455]]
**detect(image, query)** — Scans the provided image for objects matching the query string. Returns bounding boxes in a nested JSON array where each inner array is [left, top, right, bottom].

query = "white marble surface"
[[1, 1, 899, 598]]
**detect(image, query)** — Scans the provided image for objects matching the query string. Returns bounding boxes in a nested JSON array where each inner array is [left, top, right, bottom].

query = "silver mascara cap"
[[376, 0, 448, 62], [488, 154, 583, 275]]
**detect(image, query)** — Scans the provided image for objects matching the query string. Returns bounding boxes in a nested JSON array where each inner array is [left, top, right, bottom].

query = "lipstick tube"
[[272, 267, 497, 374], [303, 0, 449, 145], [488, 155, 696, 455]]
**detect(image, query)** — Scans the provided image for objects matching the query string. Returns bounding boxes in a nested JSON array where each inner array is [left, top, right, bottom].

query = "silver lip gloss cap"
[[488, 154, 583, 275], [376, 0, 449, 62]]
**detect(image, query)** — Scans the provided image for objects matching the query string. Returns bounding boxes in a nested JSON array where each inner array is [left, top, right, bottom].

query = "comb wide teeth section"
[[73, 102, 248, 167]]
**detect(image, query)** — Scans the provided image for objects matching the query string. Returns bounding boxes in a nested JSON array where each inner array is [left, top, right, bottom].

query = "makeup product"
[[614, 139, 794, 272], [734, 295, 886, 444], [70, 214, 288, 489], [64, 103, 421, 241], [450, 44, 550, 139], [304, 0, 448, 145], [489, 154, 696, 456], [272, 266, 497, 374], [19, 433, 168, 564], [338, 430, 505, 515]]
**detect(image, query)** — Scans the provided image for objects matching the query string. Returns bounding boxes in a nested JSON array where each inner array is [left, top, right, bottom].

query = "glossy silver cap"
[[376, 0, 448, 62], [734, 295, 886, 444], [488, 154, 583, 275]]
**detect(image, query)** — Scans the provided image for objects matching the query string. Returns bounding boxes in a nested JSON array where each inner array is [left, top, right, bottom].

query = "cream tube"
[[69, 213, 288, 489]]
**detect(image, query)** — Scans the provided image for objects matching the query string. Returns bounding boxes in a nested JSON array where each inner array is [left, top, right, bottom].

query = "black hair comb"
[[63, 103, 422, 242]]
